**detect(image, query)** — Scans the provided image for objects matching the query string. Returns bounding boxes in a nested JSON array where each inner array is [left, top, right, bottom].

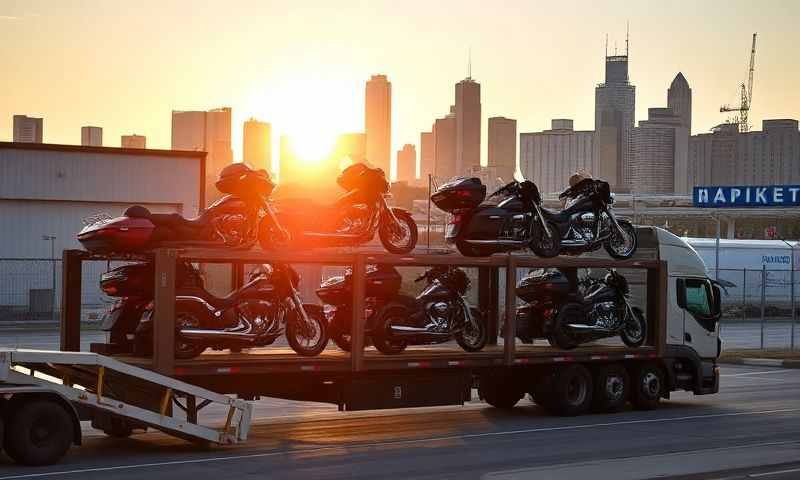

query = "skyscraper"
[[631, 108, 689, 194], [365, 74, 392, 176], [243, 118, 272, 175], [279, 135, 298, 184], [171, 107, 233, 205], [433, 107, 457, 181], [396, 144, 417, 183], [488, 117, 517, 182], [667, 72, 692, 133], [595, 35, 635, 190], [333, 133, 367, 165], [13, 115, 43, 143], [121, 134, 146, 149], [81, 126, 103, 147], [455, 77, 481, 175], [419, 131, 434, 185]]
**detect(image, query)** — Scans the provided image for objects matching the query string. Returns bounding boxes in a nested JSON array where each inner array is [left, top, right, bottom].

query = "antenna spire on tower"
[[626, 20, 630, 56], [605, 33, 608, 57], [467, 46, 472, 79]]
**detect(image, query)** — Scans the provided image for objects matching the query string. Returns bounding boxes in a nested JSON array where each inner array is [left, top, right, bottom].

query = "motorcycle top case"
[[77, 216, 154, 253], [337, 163, 389, 194], [216, 163, 274, 197], [516, 269, 572, 303], [431, 177, 487, 212]]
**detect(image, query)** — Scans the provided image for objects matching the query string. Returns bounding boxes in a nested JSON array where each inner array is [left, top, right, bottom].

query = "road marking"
[[749, 466, 800, 477], [722, 370, 796, 377], [1, 407, 798, 480]]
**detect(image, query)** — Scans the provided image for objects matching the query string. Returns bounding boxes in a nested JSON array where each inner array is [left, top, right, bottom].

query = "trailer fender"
[[5, 389, 82, 446]]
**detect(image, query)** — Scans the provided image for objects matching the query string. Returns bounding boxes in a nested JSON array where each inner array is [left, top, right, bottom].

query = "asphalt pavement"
[[0, 364, 798, 479]]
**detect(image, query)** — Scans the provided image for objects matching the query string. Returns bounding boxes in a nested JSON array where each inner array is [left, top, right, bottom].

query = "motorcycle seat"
[[125, 205, 208, 230], [540, 207, 571, 223]]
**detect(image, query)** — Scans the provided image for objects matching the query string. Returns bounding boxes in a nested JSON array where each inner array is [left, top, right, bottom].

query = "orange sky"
[[2, 0, 799, 177]]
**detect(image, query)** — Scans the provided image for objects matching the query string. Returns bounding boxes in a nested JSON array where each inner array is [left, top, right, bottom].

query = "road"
[[0, 364, 798, 479]]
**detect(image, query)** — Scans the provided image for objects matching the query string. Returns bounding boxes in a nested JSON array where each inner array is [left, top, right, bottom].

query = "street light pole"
[[42, 235, 57, 322], [779, 238, 796, 352]]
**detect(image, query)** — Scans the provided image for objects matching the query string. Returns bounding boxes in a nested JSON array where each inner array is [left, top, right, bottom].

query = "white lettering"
[[755, 187, 768, 203], [789, 187, 800, 203], [731, 188, 742, 203], [697, 189, 709, 203], [773, 187, 784, 203], [713, 188, 727, 203], [746, 188, 751, 203]]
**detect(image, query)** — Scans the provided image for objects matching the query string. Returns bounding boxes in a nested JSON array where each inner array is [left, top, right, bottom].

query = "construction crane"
[[720, 33, 757, 132]]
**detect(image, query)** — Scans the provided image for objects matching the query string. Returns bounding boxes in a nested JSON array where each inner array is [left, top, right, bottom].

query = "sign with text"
[[693, 185, 800, 208]]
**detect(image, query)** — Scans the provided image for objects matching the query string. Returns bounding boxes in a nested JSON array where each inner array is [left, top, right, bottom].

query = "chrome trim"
[[464, 239, 526, 246]]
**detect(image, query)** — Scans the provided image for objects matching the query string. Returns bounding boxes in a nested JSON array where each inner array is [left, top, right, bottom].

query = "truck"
[[0, 226, 722, 466]]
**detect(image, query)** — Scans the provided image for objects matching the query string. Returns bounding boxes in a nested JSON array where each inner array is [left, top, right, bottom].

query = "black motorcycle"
[[316, 264, 404, 352], [515, 268, 647, 350], [372, 266, 486, 354], [102, 262, 328, 358], [276, 163, 418, 254]]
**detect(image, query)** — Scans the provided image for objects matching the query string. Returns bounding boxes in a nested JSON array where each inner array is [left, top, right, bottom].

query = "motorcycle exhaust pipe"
[[565, 323, 613, 333], [389, 325, 450, 336], [179, 329, 258, 342]]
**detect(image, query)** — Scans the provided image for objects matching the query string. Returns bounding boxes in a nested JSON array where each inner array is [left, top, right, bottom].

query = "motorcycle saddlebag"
[[431, 177, 486, 212]]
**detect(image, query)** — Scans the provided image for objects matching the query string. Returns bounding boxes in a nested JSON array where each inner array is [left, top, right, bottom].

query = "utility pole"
[[42, 235, 57, 322]]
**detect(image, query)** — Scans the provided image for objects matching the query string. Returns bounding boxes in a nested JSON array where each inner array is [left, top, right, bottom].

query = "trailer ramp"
[[0, 349, 252, 445]]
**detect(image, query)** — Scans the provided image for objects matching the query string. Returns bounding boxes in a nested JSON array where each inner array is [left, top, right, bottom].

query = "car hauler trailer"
[[1, 227, 721, 465]]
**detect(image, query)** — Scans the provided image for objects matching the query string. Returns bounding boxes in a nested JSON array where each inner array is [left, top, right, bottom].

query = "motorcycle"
[[515, 268, 647, 350], [275, 163, 418, 254], [78, 163, 288, 253], [316, 264, 403, 352], [372, 266, 486, 354], [431, 177, 637, 259]]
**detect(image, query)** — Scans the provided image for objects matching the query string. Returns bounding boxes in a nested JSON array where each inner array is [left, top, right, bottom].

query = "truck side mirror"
[[676, 278, 687, 309]]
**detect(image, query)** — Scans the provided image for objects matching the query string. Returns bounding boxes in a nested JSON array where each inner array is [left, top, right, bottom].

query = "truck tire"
[[548, 364, 593, 416], [479, 375, 523, 409], [631, 363, 664, 410], [591, 364, 629, 413], [4, 399, 74, 466]]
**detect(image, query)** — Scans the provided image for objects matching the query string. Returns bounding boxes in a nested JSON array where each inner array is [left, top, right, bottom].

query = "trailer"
[[2, 227, 722, 465]]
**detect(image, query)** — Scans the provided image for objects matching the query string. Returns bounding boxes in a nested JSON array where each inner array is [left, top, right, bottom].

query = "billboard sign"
[[693, 185, 800, 208]]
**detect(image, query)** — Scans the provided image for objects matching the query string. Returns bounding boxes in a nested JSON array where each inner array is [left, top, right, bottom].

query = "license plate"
[[446, 223, 457, 237]]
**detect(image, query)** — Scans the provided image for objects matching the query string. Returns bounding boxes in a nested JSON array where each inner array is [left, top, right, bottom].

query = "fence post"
[[760, 265, 766, 350], [791, 251, 796, 352], [741, 268, 746, 324]]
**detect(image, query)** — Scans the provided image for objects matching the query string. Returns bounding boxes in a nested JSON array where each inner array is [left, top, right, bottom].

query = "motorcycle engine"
[[237, 300, 279, 334], [588, 301, 619, 329], [213, 214, 251, 247], [426, 301, 451, 331], [570, 212, 596, 242], [336, 204, 370, 233]]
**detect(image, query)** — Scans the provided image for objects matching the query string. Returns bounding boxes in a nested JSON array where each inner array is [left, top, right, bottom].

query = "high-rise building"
[[667, 72, 692, 133], [121, 134, 147, 149], [595, 41, 635, 191], [81, 126, 103, 147], [365, 74, 392, 176], [455, 77, 481, 175], [243, 118, 272, 175], [396, 144, 417, 183], [419, 131, 434, 185], [488, 117, 517, 182], [279, 135, 298, 184], [519, 119, 599, 195], [171, 107, 233, 205], [689, 119, 800, 188], [433, 107, 457, 181], [631, 108, 689, 194], [333, 133, 367, 165], [13, 115, 43, 143]]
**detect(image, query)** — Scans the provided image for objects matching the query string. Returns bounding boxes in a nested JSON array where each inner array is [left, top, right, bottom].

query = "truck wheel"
[[4, 400, 74, 466], [479, 375, 523, 409], [591, 364, 629, 413], [631, 363, 664, 410], [548, 364, 593, 416]]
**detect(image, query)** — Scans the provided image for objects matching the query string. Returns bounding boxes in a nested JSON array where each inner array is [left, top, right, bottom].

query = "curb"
[[719, 357, 800, 369]]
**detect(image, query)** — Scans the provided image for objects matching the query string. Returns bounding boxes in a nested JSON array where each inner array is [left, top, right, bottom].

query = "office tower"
[[455, 77, 481, 174], [667, 72, 692, 134], [595, 34, 635, 190], [334, 133, 367, 165], [171, 107, 233, 205], [488, 117, 517, 182], [419, 131, 434, 185], [365, 74, 392, 175], [243, 118, 272, 175], [13, 115, 43, 143], [121, 134, 146, 149], [396, 144, 417, 183], [631, 108, 689, 194], [519, 119, 598, 195], [81, 126, 103, 147], [433, 107, 457, 181]]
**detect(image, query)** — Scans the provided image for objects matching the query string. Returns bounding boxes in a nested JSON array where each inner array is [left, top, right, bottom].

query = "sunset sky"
[[1, 0, 799, 174]]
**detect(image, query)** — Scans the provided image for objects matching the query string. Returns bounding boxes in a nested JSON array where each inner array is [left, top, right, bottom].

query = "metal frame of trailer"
[[59, 247, 669, 410]]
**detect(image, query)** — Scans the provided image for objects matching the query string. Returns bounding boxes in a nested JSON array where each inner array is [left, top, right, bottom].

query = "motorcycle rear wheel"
[[379, 209, 418, 254], [286, 305, 328, 356], [455, 307, 487, 352], [455, 240, 494, 257], [174, 307, 208, 360], [548, 303, 583, 350], [373, 305, 410, 355], [530, 220, 560, 258]]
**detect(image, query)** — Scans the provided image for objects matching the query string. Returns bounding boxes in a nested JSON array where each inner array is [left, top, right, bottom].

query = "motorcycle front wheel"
[[379, 209, 418, 254], [258, 218, 290, 251], [455, 307, 487, 352], [604, 219, 638, 259], [530, 220, 560, 258], [286, 305, 329, 356], [621, 307, 647, 348]]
